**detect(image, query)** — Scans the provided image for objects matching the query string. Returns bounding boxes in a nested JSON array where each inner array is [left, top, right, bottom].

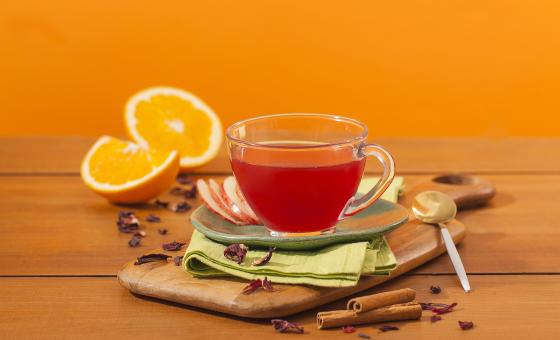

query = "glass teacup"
[[226, 113, 395, 236]]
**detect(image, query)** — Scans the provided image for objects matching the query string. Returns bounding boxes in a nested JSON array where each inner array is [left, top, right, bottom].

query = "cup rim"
[[226, 113, 368, 149]]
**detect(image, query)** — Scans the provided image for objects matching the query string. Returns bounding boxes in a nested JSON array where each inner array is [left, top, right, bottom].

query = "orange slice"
[[81, 136, 179, 203], [124, 86, 222, 170]]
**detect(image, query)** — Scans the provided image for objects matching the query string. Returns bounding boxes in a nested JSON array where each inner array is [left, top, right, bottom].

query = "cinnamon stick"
[[347, 288, 416, 313], [317, 302, 422, 329]]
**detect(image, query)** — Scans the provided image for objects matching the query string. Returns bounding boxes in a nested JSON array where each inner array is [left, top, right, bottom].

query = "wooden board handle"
[[401, 174, 496, 209]]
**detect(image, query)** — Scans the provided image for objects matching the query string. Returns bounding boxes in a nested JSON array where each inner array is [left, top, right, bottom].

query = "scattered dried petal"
[[171, 201, 191, 213], [162, 241, 186, 251], [145, 214, 161, 223], [342, 326, 356, 333], [378, 325, 399, 332], [170, 186, 197, 198], [357, 334, 371, 339], [420, 302, 458, 314], [183, 186, 197, 198], [117, 211, 140, 233], [128, 236, 141, 247], [174, 255, 183, 266], [262, 277, 274, 291], [242, 279, 263, 294], [271, 319, 304, 334], [176, 174, 192, 185], [158, 228, 168, 235], [134, 231, 146, 238], [134, 253, 171, 265], [242, 277, 273, 294], [224, 243, 248, 264], [430, 285, 442, 294], [420, 302, 450, 310], [155, 199, 170, 208], [430, 315, 442, 323], [432, 303, 457, 315], [252, 247, 275, 266], [458, 321, 474, 330]]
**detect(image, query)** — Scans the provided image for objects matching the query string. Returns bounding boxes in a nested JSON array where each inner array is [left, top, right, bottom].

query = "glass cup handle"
[[341, 143, 395, 218]]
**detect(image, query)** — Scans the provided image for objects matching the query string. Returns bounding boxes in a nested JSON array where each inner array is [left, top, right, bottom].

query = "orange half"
[[124, 86, 222, 170], [80, 136, 179, 203]]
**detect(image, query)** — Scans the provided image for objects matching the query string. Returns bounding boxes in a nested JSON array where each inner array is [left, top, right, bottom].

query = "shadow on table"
[[130, 291, 270, 325]]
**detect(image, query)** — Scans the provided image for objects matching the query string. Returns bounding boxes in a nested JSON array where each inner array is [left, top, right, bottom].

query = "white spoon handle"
[[439, 224, 471, 292]]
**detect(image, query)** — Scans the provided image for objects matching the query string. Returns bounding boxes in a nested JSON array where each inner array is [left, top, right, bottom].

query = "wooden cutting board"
[[118, 174, 495, 318]]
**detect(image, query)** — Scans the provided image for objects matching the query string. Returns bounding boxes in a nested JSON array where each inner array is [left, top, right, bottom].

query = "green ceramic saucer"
[[190, 199, 409, 250]]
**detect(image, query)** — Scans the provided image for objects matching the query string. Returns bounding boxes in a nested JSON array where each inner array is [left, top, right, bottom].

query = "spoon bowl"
[[412, 190, 457, 224]]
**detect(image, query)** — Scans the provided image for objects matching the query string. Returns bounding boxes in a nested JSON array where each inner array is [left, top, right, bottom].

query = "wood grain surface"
[[2, 137, 560, 339], [2, 174, 559, 275], [3, 137, 560, 174], [2, 275, 560, 339]]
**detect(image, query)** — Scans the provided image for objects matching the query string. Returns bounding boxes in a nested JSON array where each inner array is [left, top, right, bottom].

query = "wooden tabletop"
[[2, 137, 560, 339]]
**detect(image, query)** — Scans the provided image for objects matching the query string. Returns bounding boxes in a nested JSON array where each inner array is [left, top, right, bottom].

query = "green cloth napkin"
[[358, 176, 404, 203], [183, 176, 402, 288]]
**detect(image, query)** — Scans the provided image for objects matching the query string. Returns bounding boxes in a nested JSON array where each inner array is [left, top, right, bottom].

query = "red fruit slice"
[[220, 184, 255, 224], [223, 176, 261, 224], [208, 179, 237, 217], [208, 179, 250, 224], [196, 179, 243, 225]]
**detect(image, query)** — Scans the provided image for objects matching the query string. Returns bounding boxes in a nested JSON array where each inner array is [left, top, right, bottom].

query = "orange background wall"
[[1, 1, 560, 137]]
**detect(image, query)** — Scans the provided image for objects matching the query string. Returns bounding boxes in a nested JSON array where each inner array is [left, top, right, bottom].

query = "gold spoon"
[[412, 191, 471, 292]]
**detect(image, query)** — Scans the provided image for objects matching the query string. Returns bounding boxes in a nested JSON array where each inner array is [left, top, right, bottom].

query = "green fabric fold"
[[183, 231, 396, 287], [182, 176, 402, 288]]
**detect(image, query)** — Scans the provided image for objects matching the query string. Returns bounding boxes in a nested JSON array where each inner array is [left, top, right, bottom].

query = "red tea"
[[231, 158, 366, 233]]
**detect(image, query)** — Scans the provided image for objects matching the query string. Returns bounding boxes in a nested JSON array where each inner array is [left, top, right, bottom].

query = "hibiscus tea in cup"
[[226, 114, 395, 236], [231, 157, 366, 233]]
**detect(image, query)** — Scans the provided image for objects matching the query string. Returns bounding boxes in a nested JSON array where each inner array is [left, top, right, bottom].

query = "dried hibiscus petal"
[[242, 279, 263, 294], [420, 302, 449, 310], [155, 199, 170, 208], [420, 302, 458, 314], [158, 228, 168, 235], [430, 285, 442, 294], [430, 315, 442, 323], [162, 241, 185, 251], [128, 236, 141, 247], [342, 326, 356, 333], [458, 321, 474, 330], [145, 214, 160, 223], [171, 201, 191, 213], [117, 211, 140, 233], [224, 243, 248, 264], [134, 253, 171, 265], [170, 186, 197, 198], [242, 277, 274, 294], [271, 319, 304, 334], [252, 247, 275, 266], [118, 223, 139, 233], [183, 186, 197, 198], [262, 277, 274, 291], [378, 325, 399, 332], [431, 303, 457, 315], [174, 255, 183, 266], [176, 174, 192, 185]]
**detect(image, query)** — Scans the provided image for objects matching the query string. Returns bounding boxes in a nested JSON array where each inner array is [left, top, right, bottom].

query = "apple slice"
[[196, 179, 244, 225], [208, 179, 251, 224], [223, 176, 261, 225], [220, 184, 255, 224]]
